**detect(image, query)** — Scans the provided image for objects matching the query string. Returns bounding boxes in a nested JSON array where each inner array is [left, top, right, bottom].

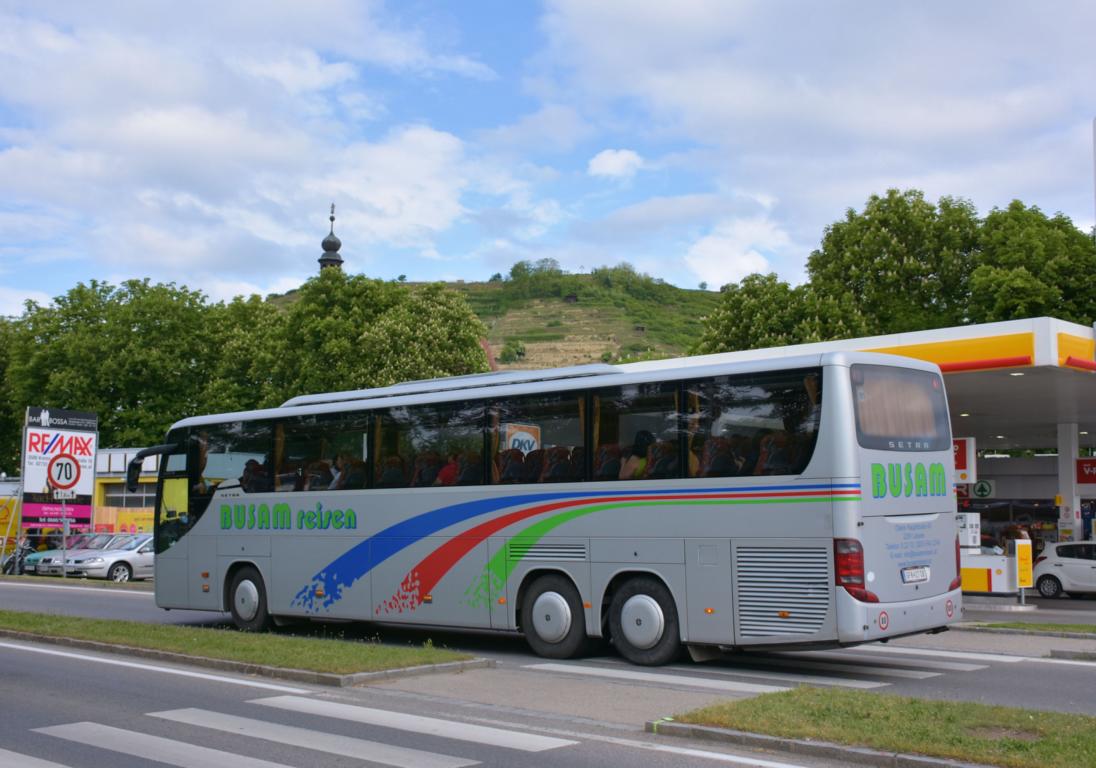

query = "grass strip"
[[0, 574, 151, 590], [0, 609, 469, 674], [982, 621, 1096, 634], [676, 687, 1096, 768]]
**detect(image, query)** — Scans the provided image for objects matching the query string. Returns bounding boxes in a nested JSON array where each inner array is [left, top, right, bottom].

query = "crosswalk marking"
[[251, 695, 577, 752], [0, 747, 74, 768], [33, 723, 293, 768], [525, 662, 789, 694], [720, 657, 940, 680], [683, 661, 895, 687], [149, 708, 477, 768], [796, 650, 986, 673], [854, 645, 1025, 664]]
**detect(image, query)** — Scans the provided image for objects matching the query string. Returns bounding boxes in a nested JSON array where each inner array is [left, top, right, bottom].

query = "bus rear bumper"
[[836, 586, 962, 643]]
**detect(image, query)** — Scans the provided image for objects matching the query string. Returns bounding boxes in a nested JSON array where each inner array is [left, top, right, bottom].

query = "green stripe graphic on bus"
[[464, 493, 857, 609], [869, 462, 948, 499]]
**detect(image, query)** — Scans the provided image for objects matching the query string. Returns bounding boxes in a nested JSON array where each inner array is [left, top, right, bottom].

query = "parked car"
[[38, 533, 134, 576], [62, 534, 153, 582], [1033, 542, 1096, 598], [22, 533, 94, 575]]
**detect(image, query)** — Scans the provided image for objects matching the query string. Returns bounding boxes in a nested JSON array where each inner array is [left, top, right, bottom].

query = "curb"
[[953, 624, 1096, 641], [0, 629, 494, 686], [1049, 649, 1096, 661], [645, 719, 988, 768]]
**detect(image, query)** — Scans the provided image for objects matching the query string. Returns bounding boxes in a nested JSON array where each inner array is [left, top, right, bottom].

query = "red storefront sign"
[[1076, 458, 1096, 484]]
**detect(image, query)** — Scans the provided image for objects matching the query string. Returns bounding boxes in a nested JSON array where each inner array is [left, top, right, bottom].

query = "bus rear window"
[[851, 365, 949, 451]]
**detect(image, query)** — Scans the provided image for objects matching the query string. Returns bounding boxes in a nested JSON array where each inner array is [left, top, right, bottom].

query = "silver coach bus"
[[128, 351, 961, 665]]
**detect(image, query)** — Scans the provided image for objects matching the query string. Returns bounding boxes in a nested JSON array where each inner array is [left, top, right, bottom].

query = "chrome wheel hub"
[[531, 591, 572, 644], [620, 594, 664, 650], [235, 579, 260, 621]]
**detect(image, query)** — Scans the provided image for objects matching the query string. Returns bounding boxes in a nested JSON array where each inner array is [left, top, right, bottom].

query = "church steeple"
[[319, 203, 344, 271]]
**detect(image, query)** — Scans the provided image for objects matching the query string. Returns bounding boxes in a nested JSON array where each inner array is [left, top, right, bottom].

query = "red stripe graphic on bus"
[[375, 487, 860, 615]]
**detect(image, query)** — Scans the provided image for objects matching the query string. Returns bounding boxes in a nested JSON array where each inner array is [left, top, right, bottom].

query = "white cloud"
[[587, 149, 643, 179], [481, 104, 592, 153], [684, 217, 791, 288], [0, 286, 52, 317]]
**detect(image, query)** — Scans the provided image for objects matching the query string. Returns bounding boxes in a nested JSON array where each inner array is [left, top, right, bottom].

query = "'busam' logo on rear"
[[870, 462, 948, 499]]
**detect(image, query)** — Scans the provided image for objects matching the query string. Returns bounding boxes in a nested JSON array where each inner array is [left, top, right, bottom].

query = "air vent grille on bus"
[[508, 541, 587, 562], [736, 546, 830, 638]]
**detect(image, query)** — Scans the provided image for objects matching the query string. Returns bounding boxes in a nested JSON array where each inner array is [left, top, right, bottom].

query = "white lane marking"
[[697, 659, 926, 682], [34, 722, 293, 768], [252, 695, 576, 752], [665, 663, 886, 689], [854, 645, 1026, 664], [0, 641, 308, 693], [0, 746, 74, 768], [0, 582, 153, 597], [465, 716, 814, 768], [526, 662, 788, 694], [149, 708, 477, 768], [1028, 657, 1096, 669], [795, 650, 986, 672]]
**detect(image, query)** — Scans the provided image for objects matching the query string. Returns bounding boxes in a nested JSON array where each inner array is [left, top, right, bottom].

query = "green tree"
[[5, 280, 216, 449], [692, 274, 801, 354], [270, 270, 488, 397], [807, 189, 979, 333], [358, 283, 490, 386], [201, 295, 284, 413], [0, 317, 19, 473], [969, 200, 1096, 324], [692, 274, 868, 355]]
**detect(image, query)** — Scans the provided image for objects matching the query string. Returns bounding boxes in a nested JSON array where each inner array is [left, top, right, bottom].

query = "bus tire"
[[229, 566, 273, 632], [1036, 575, 1062, 599], [521, 574, 588, 659], [609, 576, 680, 666]]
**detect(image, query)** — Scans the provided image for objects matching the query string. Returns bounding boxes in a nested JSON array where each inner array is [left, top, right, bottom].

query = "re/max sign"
[[25, 431, 94, 457], [870, 462, 948, 499]]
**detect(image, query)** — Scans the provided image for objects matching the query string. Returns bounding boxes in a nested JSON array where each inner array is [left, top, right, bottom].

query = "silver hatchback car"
[[63, 534, 154, 582]]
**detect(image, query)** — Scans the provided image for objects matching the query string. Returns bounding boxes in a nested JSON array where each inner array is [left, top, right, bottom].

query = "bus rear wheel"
[[521, 574, 588, 659], [609, 576, 680, 666], [230, 566, 273, 632]]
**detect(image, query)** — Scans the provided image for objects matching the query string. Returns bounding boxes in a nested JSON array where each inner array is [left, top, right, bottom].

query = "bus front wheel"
[[229, 566, 273, 632], [609, 576, 680, 666], [521, 574, 588, 659]]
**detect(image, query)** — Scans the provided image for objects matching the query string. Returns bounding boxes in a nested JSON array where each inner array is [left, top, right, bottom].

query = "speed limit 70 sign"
[[46, 453, 81, 490]]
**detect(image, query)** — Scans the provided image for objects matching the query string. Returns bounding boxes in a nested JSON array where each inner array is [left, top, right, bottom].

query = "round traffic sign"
[[46, 453, 80, 490]]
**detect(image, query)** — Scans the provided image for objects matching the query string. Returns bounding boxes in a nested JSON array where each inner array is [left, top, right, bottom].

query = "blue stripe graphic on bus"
[[290, 483, 860, 612]]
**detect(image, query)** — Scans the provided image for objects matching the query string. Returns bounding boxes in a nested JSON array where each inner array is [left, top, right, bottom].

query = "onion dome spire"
[[319, 203, 344, 271]]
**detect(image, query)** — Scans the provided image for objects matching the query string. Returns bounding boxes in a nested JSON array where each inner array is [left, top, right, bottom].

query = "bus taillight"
[[834, 538, 879, 603], [948, 534, 962, 591]]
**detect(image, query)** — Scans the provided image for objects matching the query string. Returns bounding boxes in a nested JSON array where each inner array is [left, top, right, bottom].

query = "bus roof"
[[280, 363, 619, 408], [170, 350, 938, 431]]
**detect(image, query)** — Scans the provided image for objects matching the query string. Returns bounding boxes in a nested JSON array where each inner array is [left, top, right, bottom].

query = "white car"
[[62, 534, 154, 582], [1033, 542, 1096, 598]]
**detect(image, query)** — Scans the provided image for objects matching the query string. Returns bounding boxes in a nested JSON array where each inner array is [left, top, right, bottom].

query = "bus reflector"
[[834, 538, 879, 603], [704, 607, 715, 614], [498, 597, 506, 605]]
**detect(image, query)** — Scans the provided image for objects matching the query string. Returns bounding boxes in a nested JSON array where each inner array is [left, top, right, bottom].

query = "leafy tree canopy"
[[0, 271, 488, 474]]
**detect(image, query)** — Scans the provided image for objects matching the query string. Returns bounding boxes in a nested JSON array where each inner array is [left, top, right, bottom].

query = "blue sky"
[[1, 1, 1095, 315]]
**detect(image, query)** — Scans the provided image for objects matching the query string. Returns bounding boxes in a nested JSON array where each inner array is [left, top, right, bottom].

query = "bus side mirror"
[[126, 458, 142, 493], [126, 443, 179, 492]]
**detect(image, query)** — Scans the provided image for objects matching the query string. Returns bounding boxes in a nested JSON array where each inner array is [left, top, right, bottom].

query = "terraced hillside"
[[449, 267, 720, 369]]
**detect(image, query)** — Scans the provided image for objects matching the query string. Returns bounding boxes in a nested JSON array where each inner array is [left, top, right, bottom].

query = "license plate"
[[902, 566, 930, 584]]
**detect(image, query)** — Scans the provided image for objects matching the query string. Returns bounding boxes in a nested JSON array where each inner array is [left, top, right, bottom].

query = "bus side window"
[[491, 393, 584, 485], [593, 382, 679, 482]]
